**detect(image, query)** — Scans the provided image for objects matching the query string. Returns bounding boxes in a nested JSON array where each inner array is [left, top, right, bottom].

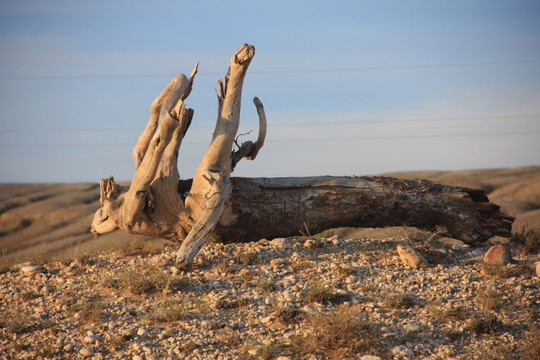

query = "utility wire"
[[1, 130, 539, 148], [1, 59, 539, 80], [2, 113, 539, 133]]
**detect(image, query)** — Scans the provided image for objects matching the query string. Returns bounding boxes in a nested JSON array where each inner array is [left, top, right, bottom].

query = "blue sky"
[[1, 0, 539, 182]]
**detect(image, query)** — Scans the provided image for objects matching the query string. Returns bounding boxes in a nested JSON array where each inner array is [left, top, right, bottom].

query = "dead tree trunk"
[[91, 44, 513, 267], [200, 176, 513, 245]]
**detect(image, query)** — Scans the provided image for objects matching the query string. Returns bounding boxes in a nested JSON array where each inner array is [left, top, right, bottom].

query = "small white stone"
[[132, 356, 144, 360], [248, 346, 261, 356], [397, 244, 429, 268], [84, 335, 101, 344], [303, 239, 316, 248], [270, 238, 289, 247], [107, 320, 118, 329], [302, 304, 317, 315], [20, 265, 45, 276], [264, 296, 275, 305], [360, 356, 382, 360], [79, 347, 94, 357], [404, 323, 422, 333], [137, 327, 147, 336], [282, 292, 296, 302]]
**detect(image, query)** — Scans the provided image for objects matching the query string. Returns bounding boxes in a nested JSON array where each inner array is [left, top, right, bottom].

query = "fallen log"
[[179, 176, 513, 246]]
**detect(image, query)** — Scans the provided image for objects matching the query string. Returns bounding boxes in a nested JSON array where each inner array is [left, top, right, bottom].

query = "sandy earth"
[[1, 166, 539, 263]]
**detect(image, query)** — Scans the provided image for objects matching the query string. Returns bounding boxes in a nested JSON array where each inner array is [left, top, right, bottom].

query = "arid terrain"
[[0, 166, 539, 359]]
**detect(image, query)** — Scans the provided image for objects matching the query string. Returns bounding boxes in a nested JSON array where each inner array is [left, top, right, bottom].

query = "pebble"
[[79, 347, 94, 357], [20, 265, 46, 276], [84, 335, 101, 344], [360, 356, 382, 360], [397, 244, 429, 268], [270, 238, 289, 247]]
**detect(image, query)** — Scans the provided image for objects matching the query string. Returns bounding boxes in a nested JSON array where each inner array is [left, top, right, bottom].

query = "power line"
[[1, 130, 539, 148], [2, 113, 538, 133], [1, 59, 539, 80]]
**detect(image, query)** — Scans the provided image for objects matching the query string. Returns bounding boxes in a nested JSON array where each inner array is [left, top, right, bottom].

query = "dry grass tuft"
[[510, 226, 540, 256], [291, 305, 380, 360], [257, 278, 278, 293], [467, 312, 501, 335], [102, 263, 190, 296], [477, 287, 504, 312], [480, 262, 533, 279], [520, 322, 540, 360], [303, 283, 334, 303], [147, 300, 187, 323], [429, 302, 471, 322], [382, 292, 419, 309], [215, 297, 250, 310], [113, 238, 159, 257], [78, 299, 104, 323], [275, 307, 303, 325]]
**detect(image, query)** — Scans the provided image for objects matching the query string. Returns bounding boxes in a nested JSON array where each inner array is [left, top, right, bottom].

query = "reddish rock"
[[483, 245, 513, 265]]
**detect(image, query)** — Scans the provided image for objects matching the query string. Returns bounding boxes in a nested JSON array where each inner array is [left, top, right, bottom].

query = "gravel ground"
[[1, 230, 538, 360]]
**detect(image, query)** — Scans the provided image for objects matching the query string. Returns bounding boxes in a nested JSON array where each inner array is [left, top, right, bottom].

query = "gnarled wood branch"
[[91, 44, 266, 264]]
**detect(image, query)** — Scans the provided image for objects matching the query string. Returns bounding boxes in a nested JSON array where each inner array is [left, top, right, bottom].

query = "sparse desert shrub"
[[304, 283, 333, 303], [382, 292, 418, 309], [260, 341, 288, 360], [429, 302, 471, 322], [238, 269, 257, 282], [335, 263, 354, 277], [78, 299, 104, 323], [510, 226, 540, 256], [148, 300, 186, 323], [78, 254, 96, 266], [115, 238, 158, 257], [312, 229, 335, 239], [102, 263, 189, 296], [257, 279, 277, 293], [275, 307, 303, 325], [467, 312, 501, 335], [303, 283, 351, 304], [520, 322, 540, 360], [1, 308, 32, 334], [480, 262, 533, 279], [291, 305, 380, 359], [477, 287, 504, 312], [215, 297, 250, 310], [234, 249, 259, 265]]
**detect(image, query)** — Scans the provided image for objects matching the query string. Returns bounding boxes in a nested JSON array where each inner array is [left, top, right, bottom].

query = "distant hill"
[[1, 166, 538, 262]]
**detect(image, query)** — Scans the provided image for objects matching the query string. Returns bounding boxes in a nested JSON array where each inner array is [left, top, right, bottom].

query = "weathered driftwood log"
[[191, 176, 513, 245], [91, 43, 513, 267]]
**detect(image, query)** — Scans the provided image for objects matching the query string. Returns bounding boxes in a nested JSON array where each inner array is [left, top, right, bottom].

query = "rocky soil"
[[1, 228, 539, 360]]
